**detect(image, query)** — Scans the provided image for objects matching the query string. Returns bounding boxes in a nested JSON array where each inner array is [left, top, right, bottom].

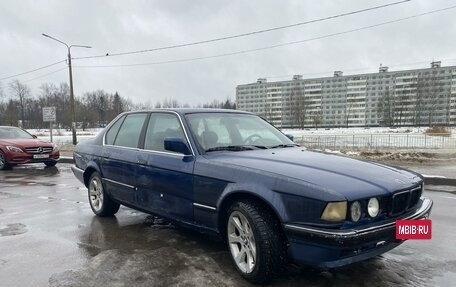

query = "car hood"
[[204, 147, 422, 201], [0, 138, 53, 148]]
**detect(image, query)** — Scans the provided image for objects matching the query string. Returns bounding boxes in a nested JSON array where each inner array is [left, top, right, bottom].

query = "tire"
[[88, 172, 120, 217], [226, 200, 287, 284], [0, 150, 10, 170], [44, 161, 57, 167]]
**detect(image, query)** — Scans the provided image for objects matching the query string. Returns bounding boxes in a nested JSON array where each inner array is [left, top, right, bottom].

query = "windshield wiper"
[[205, 145, 267, 152], [269, 144, 299, 149]]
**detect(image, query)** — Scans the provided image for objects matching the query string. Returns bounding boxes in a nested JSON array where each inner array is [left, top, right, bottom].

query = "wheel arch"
[[217, 189, 287, 238], [83, 162, 101, 187], [0, 146, 8, 157]]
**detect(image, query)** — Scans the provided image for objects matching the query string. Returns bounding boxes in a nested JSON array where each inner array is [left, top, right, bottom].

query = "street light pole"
[[66, 47, 77, 145], [42, 33, 91, 145]]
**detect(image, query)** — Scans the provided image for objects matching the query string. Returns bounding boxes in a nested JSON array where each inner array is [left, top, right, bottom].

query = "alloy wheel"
[[227, 211, 257, 273], [89, 176, 104, 211]]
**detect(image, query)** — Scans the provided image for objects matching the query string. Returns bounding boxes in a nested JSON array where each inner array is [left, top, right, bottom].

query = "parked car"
[[72, 109, 433, 283], [0, 126, 59, 170]]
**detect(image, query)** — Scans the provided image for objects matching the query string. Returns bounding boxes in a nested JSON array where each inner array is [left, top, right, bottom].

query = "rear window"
[[113, 113, 148, 148]]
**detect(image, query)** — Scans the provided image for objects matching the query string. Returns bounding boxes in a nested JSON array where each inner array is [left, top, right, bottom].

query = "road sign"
[[43, 107, 56, 122]]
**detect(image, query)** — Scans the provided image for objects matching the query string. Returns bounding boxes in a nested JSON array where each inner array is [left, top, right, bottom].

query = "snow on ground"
[[27, 128, 102, 146], [28, 128, 103, 137], [281, 127, 456, 150], [281, 126, 456, 136], [24, 126, 456, 150]]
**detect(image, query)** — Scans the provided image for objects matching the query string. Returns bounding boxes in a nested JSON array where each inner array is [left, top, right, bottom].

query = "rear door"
[[101, 112, 148, 206], [136, 112, 195, 222]]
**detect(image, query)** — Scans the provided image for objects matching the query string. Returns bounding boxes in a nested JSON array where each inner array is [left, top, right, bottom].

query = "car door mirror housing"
[[285, 134, 294, 141], [164, 137, 192, 155]]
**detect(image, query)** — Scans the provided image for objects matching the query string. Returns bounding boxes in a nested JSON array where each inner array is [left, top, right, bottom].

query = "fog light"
[[350, 201, 362, 222], [367, 198, 380, 217]]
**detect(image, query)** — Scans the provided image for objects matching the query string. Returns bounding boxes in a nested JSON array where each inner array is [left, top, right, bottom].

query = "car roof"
[[121, 108, 253, 116]]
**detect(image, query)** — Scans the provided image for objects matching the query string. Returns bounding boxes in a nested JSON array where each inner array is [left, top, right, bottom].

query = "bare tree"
[[394, 90, 407, 126], [4, 99, 19, 126], [0, 84, 5, 125], [0, 82, 4, 100], [161, 98, 180, 108], [425, 75, 439, 126], [290, 82, 307, 129], [9, 80, 31, 128], [345, 95, 354, 128], [312, 110, 322, 129], [122, 97, 134, 112], [445, 93, 451, 126], [414, 78, 426, 126], [292, 95, 307, 129], [377, 87, 395, 127], [261, 101, 274, 122]]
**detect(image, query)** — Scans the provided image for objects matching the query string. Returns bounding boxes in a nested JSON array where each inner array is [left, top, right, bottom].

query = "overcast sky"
[[1, 0, 456, 106]]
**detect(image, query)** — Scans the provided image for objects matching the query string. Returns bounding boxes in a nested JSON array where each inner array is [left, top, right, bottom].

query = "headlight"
[[321, 201, 347, 221], [350, 201, 362, 222], [367, 198, 380, 217], [52, 143, 59, 151], [6, 146, 24, 153]]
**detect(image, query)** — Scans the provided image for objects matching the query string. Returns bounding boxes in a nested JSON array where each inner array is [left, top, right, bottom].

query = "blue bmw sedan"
[[72, 109, 433, 283]]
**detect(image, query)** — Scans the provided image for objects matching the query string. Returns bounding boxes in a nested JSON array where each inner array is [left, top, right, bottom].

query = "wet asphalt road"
[[0, 163, 455, 287]]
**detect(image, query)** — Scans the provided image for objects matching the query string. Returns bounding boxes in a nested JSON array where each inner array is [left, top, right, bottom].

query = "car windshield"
[[185, 113, 296, 152], [0, 127, 34, 139]]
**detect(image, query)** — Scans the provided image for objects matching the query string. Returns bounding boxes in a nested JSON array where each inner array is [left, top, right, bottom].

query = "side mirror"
[[32, 135, 37, 139], [285, 134, 294, 141], [164, 137, 192, 155]]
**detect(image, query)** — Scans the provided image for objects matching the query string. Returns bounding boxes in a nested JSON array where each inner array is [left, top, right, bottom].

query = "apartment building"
[[236, 61, 456, 128]]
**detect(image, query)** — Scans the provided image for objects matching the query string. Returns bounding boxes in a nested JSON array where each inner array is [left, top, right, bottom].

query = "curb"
[[423, 176, 456, 186]]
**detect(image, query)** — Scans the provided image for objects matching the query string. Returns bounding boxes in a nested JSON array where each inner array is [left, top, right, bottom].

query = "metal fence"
[[295, 134, 456, 150]]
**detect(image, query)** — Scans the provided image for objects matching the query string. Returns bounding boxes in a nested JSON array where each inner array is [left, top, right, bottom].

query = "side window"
[[144, 113, 186, 152], [105, 116, 125, 145], [113, 113, 148, 148]]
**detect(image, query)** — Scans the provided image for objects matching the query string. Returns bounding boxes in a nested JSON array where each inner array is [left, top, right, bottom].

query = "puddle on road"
[[0, 192, 21, 199], [23, 182, 57, 187], [0, 223, 27, 237], [0, 259, 7, 267], [49, 247, 238, 287], [76, 215, 221, 259], [59, 212, 452, 287], [62, 215, 237, 287], [0, 166, 61, 185]]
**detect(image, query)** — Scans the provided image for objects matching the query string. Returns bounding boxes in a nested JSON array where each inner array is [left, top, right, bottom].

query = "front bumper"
[[8, 151, 60, 165], [283, 197, 433, 268]]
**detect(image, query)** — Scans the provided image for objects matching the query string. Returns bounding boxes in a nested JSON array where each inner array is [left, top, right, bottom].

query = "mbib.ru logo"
[[396, 220, 432, 240]]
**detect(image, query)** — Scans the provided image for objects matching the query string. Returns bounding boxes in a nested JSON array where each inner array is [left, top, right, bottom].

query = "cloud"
[[1, 0, 455, 105]]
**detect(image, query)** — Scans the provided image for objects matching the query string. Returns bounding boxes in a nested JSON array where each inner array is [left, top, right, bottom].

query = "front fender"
[[217, 182, 289, 223]]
